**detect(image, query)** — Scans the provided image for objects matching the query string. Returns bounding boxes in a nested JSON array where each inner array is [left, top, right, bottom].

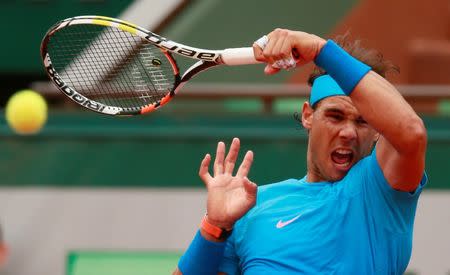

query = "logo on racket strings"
[[151, 59, 162, 66]]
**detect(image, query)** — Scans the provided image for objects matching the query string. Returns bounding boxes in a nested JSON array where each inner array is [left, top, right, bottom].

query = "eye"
[[328, 113, 343, 121], [356, 118, 368, 125]]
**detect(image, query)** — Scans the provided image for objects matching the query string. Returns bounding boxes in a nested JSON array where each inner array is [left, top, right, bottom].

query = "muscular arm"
[[253, 29, 426, 192], [350, 72, 427, 191]]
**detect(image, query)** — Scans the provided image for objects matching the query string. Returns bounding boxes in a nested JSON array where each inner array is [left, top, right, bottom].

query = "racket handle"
[[221, 47, 261, 65]]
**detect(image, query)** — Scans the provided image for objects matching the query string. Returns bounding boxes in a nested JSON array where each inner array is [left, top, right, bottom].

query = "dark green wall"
[[0, 0, 358, 79], [1, 112, 449, 189], [0, 0, 134, 74], [161, 0, 359, 84]]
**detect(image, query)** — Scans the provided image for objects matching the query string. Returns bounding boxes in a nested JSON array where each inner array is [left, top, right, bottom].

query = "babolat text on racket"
[[41, 15, 260, 116]]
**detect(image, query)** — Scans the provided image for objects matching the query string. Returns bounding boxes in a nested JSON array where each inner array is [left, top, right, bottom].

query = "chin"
[[326, 168, 351, 182], [327, 174, 345, 183]]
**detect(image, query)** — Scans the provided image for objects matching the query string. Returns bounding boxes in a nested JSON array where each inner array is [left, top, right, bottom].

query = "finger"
[[213, 141, 225, 176], [280, 34, 298, 60], [263, 33, 277, 64], [253, 35, 269, 62], [264, 29, 286, 64], [268, 36, 297, 70], [264, 64, 281, 75], [199, 154, 213, 185], [271, 33, 289, 61], [281, 37, 304, 68], [243, 177, 258, 200], [236, 150, 254, 177], [263, 44, 275, 64], [224, 137, 240, 174], [252, 43, 266, 62]]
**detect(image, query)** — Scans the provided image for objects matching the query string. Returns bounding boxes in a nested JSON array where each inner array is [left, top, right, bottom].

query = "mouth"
[[331, 148, 354, 171]]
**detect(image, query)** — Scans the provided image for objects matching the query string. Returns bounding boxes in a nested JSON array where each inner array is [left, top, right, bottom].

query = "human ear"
[[302, 101, 314, 130]]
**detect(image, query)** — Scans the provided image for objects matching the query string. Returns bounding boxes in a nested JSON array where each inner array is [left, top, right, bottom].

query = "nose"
[[338, 121, 357, 141]]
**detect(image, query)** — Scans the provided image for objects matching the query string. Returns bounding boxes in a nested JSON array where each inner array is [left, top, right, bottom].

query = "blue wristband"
[[178, 230, 226, 275], [315, 40, 371, 95]]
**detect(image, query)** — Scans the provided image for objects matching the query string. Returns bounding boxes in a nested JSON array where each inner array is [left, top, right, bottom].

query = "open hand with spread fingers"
[[199, 137, 257, 231]]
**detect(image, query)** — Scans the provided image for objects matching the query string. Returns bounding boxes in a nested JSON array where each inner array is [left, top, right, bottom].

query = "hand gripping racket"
[[41, 15, 260, 116]]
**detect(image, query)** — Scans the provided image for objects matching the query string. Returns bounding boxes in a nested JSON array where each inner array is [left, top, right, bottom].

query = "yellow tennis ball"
[[5, 90, 48, 135]]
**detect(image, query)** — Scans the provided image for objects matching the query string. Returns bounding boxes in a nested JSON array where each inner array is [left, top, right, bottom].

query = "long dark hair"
[[307, 32, 399, 87]]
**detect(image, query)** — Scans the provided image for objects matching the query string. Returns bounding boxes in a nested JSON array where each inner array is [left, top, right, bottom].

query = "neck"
[[306, 147, 320, 182]]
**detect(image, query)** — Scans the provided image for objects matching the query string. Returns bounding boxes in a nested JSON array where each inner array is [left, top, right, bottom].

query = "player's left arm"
[[253, 29, 427, 192]]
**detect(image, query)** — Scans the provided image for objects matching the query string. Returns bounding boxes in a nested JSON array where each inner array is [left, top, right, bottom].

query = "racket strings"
[[56, 27, 122, 108], [47, 24, 176, 109]]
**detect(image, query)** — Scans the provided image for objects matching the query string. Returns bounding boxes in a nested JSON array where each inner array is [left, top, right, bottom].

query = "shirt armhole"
[[370, 148, 428, 198]]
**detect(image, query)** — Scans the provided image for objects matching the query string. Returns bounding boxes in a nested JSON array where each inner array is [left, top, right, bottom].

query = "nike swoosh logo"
[[276, 214, 302, 229]]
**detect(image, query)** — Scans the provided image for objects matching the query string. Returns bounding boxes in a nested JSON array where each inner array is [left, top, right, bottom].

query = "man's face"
[[302, 96, 378, 182]]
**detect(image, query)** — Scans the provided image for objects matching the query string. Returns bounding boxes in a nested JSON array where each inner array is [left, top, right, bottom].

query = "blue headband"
[[310, 75, 346, 107]]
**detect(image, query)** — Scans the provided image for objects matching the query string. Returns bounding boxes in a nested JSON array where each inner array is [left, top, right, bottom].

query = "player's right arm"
[[253, 29, 426, 192], [172, 137, 257, 275]]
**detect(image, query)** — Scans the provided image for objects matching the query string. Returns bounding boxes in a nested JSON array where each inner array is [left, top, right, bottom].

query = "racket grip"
[[221, 47, 261, 65]]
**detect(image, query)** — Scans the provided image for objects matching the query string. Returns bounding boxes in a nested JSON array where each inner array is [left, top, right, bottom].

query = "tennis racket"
[[41, 15, 260, 116]]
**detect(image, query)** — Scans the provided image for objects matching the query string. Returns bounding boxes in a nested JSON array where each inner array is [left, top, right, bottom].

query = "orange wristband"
[[200, 215, 232, 240]]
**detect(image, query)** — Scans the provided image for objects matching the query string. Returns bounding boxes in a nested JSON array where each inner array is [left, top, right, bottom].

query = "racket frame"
[[41, 15, 256, 116]]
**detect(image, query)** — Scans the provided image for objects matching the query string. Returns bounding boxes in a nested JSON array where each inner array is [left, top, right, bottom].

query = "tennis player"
[[174, 29, 427, 275]]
